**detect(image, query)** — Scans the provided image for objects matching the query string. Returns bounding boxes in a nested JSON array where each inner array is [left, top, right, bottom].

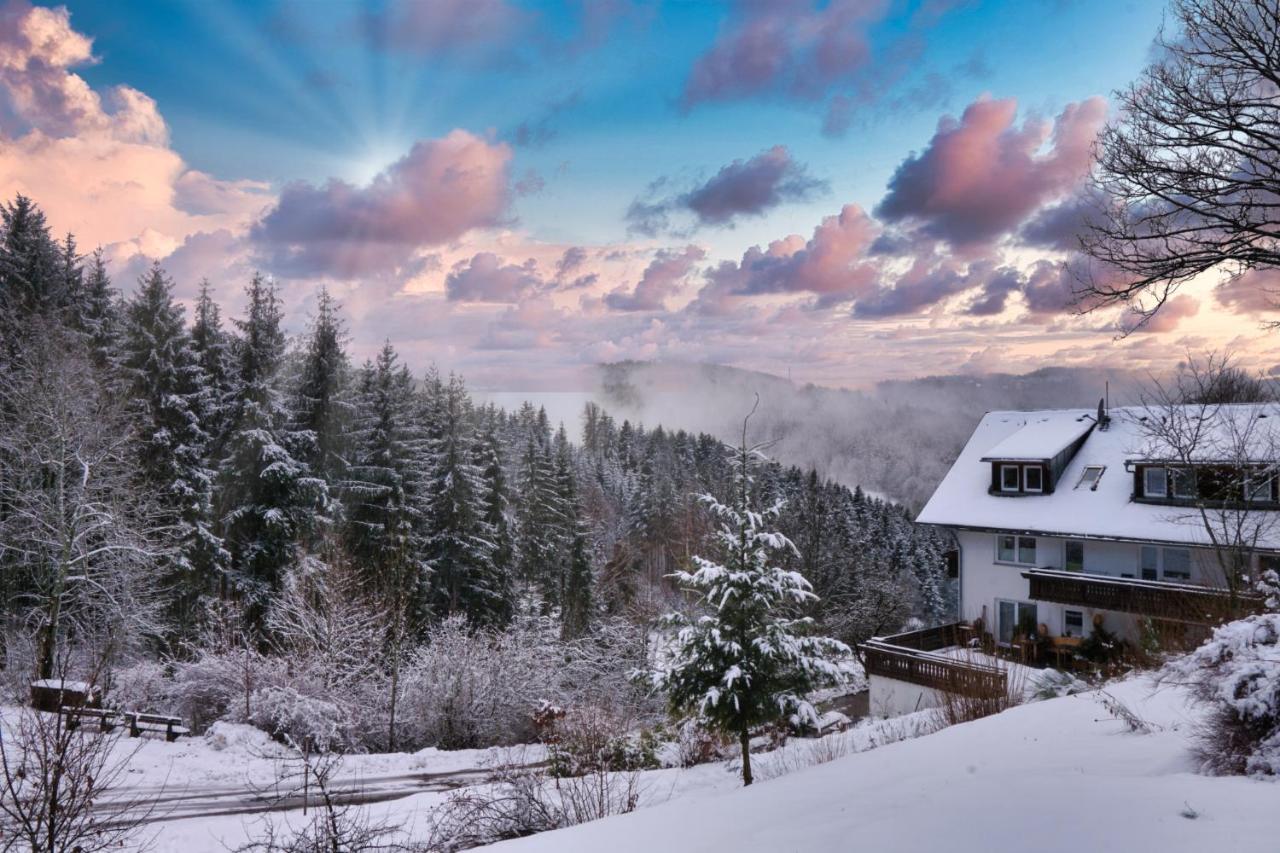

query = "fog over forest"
[[559, 362, 1145, 510]]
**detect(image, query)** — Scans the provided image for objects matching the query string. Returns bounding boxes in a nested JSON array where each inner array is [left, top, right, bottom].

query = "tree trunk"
[[739, 729, 753, 786]]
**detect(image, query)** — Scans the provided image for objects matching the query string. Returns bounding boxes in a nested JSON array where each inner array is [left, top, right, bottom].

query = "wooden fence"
[[862, 622, 1007, 698], [1022, 569, 1266, 625]]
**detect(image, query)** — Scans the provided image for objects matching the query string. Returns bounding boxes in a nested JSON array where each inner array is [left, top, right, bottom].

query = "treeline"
[[0, 194, 949, 747]]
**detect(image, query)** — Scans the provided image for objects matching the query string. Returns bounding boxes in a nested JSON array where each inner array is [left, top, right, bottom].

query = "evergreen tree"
[[292, 288, 352, 493], [515, 431, 562, 609], [423, 374, 506, 624], [74, 250, 123, 373], [475, 421, 515, 626], [656, 429, 849, 786], [121, 262, 226, 627], [218, 273, 324, 623], [0, 195, 60, 354], [190, 280, 236, 453]]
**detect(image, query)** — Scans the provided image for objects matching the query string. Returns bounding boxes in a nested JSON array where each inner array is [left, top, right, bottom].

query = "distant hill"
[[591, 361, 1146, 511]]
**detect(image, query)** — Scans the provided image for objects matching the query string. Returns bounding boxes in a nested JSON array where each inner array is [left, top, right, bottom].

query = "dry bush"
[[421, 756, 643, 851], [238, 749, 406, 853], [539, 705, 659, 777], [0, 670, 159, 853], [930, 656, 1026, 727], [1094, 690, 1159, 735], [673, 717, 733, 768]]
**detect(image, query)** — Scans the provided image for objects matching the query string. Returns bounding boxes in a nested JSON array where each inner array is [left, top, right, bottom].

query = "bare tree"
[[1079, 0, 1280, 325], [0, 328, 166, 681], [1134, 354, 1279, 610], [0, 658, 157, 853]]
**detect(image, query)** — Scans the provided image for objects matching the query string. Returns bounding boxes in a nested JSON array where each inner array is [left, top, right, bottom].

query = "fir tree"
[[516, 431, 563, 609], [293, 288, 352, 493], [121, 262, 226, 627], [74, 250, 123, 373], [423, 374, 506, 625], [475, 421, 515, 626], [0, 195, 60, 353], [218, 273, 324, 623], [190, 280, 236, 453], [656, 416, 849, 786]]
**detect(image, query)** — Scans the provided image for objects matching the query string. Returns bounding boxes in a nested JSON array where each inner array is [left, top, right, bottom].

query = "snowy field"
[[7, 672, 1275, 851], [490, 675, 1279, 853]]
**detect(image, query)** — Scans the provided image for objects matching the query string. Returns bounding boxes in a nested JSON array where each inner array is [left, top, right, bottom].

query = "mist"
[[482, 361, 1149, 512]]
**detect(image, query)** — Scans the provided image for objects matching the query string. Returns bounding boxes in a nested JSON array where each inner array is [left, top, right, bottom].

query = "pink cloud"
[[876, 96, 1107, 246], [629, 146, 827, 235], [693, 204, 881, 313], [605, 245, 706, 312], [446, 252, 544, 303], [1215, 267, 1280, 315], [1120, 293, 1200, 334], [251, 131, 512, 278], [681, 0, 887, 109]]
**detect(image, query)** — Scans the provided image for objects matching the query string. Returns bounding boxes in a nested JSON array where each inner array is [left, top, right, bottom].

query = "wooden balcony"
[[863, 623, 1007, 698], [1021, 568, 1265, 625]]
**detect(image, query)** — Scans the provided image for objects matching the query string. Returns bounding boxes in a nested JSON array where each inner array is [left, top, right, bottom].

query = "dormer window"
[[1001, 465, 1020, 492], [1023, 466, 1044, 493], [1171, 467, 1197, 499], [992, 462, 1050, 495], [1144, 466, 1167, 498], [1246, 470, 1274, 503]]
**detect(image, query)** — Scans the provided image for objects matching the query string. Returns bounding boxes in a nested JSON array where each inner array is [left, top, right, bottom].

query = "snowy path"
[[95, 766, 500, 825]]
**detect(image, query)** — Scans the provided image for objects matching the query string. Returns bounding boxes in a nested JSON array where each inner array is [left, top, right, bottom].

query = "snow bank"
[[488, 676, 1280, 853]]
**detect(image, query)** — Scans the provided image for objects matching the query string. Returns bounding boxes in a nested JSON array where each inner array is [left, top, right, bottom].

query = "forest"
[[0, 194, 951, 754]]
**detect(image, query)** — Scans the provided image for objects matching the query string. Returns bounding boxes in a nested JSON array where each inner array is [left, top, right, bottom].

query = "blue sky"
[[7, 0, 1272, 390], [62, 0, 1163, 253]]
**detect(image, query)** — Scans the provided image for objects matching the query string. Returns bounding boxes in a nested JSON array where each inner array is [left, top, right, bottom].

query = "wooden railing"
[[863, 622, 1007, 698], [1022, 569, 1266, 625]]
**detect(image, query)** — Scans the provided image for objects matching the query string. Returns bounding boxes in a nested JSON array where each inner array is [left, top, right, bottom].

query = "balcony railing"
[[863, 622, 1007, 698], [1021, 568, 1266, 625]]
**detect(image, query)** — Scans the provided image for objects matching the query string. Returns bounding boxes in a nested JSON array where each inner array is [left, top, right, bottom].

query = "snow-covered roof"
[[917, 404, 1280, 551], [979, 413, 1096, 462]]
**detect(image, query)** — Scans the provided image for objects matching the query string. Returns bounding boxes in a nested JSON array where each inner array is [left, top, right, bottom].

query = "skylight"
[[1076, 465, 1106, 491]]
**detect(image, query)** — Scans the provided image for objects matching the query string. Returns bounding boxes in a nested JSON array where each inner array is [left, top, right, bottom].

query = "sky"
[[0, 0, 1276, 390]]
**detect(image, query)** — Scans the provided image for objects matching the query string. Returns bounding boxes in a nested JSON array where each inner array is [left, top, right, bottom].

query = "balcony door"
[[998, 599, 1038, 644]]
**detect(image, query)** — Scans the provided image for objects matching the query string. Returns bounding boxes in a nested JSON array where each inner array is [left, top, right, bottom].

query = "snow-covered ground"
[[6, 673, 1277, 851], [490, 676, 1278, 853]]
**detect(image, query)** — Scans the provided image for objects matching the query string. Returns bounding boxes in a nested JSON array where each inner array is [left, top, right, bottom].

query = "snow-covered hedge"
[[1163, 613, 1280, 776]]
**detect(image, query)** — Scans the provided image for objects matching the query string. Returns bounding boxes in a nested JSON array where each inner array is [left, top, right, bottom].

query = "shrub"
[[248, 685, 348, 752], [1162, 613, 1280, 776], [541, 705, 660, 777]]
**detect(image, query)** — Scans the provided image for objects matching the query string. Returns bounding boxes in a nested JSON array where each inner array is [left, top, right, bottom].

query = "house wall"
[[955, 530, 1221, 643], [868, 674, 939, 718]]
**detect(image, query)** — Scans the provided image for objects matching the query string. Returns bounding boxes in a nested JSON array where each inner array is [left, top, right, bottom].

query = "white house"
[[867, 402, 1279, 717]]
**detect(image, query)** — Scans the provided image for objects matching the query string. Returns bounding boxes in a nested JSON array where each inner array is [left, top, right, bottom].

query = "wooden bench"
[[124, 712, 190, 742], [61, 706, 122, 733]]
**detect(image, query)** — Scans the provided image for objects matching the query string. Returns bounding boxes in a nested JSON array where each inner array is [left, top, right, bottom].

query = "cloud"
[[445, 252, 544, 303], [0, 1, 269, 253], [250, 131, 512, 278], [628, 146, 825, 235], [604, 245, 706, 311], [680, 0, 888, 110], [692, 204, 881, 313], [1120, 293, 1200, 334], [875, 96, 1106, 247], [1215, 267, 1280, 315], [362, 0, 533, 59]]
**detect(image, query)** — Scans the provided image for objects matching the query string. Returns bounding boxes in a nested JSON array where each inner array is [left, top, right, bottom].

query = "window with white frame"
[[1246, 470, 1274, 503], [1162, 548, 1192, 581], [1144, 466, 1167, 498], [1000, 465, 1020, 492], [1171, 467, 1196, 499], [1023, 466, 1044, 493], [1139, 545, 1193, 581], [1064, 540, 1084, 572], [1076, 465, 1105, 490], [996, 534, 1037, 565], [1063, 609, 1084, 637]]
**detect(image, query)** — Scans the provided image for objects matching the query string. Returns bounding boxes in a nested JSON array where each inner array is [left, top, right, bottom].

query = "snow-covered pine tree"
[[218, 273, 324, 623], [72, 249, 123, 374], [553, 424, 592, 637], [190, 280, 237, 455], [515, 430, 563, 610], [0, 195, 61, 356], [292, 288, 352, 498], [474, 419, 515, 627], [423, 374, 506, 625], [121, 263, 227, 628], [656, 415, 849, 786], [345, 342, 427, 608]]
